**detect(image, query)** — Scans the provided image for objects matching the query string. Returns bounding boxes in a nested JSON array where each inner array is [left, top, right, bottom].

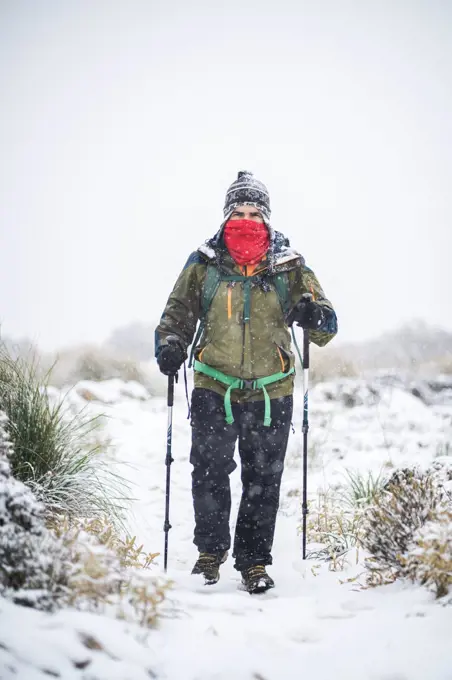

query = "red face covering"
[[223, 219, 270, 266]]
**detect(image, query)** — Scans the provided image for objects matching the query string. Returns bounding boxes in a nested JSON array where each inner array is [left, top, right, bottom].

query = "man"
[[155, 171, 337, 593]]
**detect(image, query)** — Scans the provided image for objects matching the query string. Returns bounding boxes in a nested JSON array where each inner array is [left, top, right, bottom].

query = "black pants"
[[190, 388, 293, 571]]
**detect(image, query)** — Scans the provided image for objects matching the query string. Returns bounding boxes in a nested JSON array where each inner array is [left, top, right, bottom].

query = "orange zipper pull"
[[227, 286, 232, 320]]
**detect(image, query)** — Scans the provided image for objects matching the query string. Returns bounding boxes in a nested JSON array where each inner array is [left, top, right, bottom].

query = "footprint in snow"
[[341, 599, 375, 613]]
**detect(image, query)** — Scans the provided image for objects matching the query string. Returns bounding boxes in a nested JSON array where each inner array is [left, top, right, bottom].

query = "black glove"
[[157, 336, 186, 376], [287, 298, 325, 330]]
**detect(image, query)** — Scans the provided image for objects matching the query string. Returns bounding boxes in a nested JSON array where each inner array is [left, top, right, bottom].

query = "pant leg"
[[233, 395, 293, 571], [190, 388, 239, 554]]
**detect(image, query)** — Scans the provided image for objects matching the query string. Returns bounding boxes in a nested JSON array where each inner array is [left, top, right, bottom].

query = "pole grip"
[[167, 374, 175, 407], [303, 328, 310, 369]]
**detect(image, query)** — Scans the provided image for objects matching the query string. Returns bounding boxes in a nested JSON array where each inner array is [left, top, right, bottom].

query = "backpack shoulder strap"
[[189, 264, 221, 367], [201, 264, 222, 318], [271, 271, 291, 316]]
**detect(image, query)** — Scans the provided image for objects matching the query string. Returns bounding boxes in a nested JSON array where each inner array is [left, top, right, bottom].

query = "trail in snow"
[[1, 376, 452, 680]]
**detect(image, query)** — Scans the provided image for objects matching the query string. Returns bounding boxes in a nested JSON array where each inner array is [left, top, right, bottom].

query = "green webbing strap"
[[221, 274, 259, 325], [272, 272, 291, 315], [188, 266, 222, 368], [194, 360, 295, 427]]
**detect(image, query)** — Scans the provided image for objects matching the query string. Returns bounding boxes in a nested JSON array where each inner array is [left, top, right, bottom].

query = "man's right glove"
[[157, 336, 186, 376], [286, 297, 325, 330]]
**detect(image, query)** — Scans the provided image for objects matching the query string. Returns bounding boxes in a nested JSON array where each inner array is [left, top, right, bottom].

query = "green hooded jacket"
[[155, 228, 337, 402]]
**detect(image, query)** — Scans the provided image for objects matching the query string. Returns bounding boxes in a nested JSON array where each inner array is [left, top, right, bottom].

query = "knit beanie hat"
[[223, 171, 271, 225]]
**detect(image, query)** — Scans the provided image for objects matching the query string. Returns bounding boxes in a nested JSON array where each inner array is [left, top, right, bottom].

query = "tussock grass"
[[306, 488, 363, 568], [339, 468, 387, 508], [0, 345, 131, 525]]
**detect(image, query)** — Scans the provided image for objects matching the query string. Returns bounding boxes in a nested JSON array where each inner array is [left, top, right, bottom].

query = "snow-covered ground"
[[1, 375, 452, 680]]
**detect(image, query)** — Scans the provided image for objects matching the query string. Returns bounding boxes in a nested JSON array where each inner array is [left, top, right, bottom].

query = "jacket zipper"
[[240, 266, 247, 376]]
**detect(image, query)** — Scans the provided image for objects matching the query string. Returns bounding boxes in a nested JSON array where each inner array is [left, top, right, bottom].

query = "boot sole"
[[244, 582, 275, 594]]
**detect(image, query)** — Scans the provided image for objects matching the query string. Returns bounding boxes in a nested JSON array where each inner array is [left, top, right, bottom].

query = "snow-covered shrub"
[[403, 510, 452, 598], [362, 464, 452, 592], [46, 345, 152, 387], [436, 356, 452, 375], [106, 321, 156, 361], [0, 410, 166, 622], [362, 467, 448, 566], [309, 349, 358, 384], [0, 345, 130, 523], [0, 413, 69, 610], [43, 344, 168, 398], [52, 517, 169, 627], [314, 379, 381, 408]]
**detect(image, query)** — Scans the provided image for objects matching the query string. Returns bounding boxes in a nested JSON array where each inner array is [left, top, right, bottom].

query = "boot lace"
[[245, 565, 267, 578], [196, 553, 220, 567]]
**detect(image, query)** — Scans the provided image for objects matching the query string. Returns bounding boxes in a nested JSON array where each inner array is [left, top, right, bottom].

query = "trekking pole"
[[302, 327, 310, 560], [164, 372, 175, 572], [288, 293, 312, 560]]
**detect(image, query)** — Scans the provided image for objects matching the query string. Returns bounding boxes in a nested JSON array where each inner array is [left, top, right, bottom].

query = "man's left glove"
[[287, 298, 325, 330], [157, 336, 187, 376]]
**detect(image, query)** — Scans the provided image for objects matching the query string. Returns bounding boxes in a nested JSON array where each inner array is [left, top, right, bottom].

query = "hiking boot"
[[191, 551, 228, 585], [241, 565, 275, 594]]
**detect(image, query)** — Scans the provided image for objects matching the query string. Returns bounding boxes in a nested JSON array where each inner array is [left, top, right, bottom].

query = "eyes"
[[232, 211, 261, 218]]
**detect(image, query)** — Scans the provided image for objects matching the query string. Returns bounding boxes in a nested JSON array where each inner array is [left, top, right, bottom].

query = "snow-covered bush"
[[0, 413, 69, 610], [106, 321, 156, 361], [309, 348, 358, 384], [52, 346, 147, 385], [0, 345, 130, 522], [0, 416, 167, 622], [45, 344, 166, 392], [52, 517, 169, 627], [403, 510, 452, 598], [314, 379, 381, 408], [362, 464, 452, 594]]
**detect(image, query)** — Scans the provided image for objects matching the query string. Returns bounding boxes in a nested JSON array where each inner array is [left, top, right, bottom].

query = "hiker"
[[155, 171, 337, 593]]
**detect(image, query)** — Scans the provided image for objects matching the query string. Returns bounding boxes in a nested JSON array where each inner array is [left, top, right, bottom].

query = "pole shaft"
[[302, 330, 310, 560], [164, 374, 175, 572]]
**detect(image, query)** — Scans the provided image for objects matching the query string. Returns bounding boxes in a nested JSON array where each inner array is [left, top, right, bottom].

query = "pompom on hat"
[[223, 171, 271, 225]]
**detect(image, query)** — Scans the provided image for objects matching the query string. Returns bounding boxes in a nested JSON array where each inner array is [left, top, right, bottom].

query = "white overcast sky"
[[1, 0, 451, 351]]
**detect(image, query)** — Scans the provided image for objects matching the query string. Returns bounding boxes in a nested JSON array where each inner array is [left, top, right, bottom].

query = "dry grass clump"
[[306, 489, 362, 568], [402, 510, 452, 598], [306, 470, 387, 569], [362, 467, 443, 566], [53, 517, 169, 627], [305, 465, 452, 601]]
